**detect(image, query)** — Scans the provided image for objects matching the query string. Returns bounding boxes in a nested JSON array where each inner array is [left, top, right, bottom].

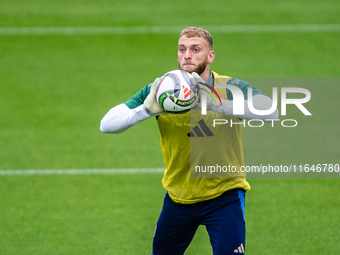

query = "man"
[[100, 27, 278, 255]]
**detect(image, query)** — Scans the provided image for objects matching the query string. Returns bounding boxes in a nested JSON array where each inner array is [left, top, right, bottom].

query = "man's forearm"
[[210, 94, 279, 121]]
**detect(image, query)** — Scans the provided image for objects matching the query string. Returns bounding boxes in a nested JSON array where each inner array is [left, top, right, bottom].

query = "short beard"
[[178, 59, 208, 75]]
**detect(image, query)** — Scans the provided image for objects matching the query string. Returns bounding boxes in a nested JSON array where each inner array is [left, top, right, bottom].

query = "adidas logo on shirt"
[[187, 119, 214, 137]]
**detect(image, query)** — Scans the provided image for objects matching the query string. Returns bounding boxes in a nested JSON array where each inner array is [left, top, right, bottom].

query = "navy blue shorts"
[[152, 189, 246, 255]]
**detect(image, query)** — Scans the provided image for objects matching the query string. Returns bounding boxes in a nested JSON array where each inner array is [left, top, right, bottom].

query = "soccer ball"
[[156, 70, 199, 113]]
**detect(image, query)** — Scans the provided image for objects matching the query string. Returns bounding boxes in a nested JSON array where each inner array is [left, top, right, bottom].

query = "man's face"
[[178, 35, 214, 75]]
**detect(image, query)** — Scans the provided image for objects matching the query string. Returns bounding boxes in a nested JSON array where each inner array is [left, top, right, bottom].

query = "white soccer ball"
[[156, 70, 199, 113]]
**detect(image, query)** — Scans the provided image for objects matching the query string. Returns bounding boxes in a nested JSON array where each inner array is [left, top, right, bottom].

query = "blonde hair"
[[179, 27, 213, 49]]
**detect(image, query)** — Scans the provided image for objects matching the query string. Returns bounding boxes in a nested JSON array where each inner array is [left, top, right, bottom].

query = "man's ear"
[[208, 50, 215, 64]]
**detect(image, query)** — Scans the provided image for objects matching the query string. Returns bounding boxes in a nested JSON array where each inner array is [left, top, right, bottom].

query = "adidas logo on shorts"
[[234, 243, 245, 253]]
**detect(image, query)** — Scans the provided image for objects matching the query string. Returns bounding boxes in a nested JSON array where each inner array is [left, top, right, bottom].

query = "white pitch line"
[[0, 168, 338, 176], [0, 168, 165, 176], [0, 24, 339, 36]]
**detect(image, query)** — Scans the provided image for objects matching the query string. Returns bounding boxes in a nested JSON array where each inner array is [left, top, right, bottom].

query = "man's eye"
[[179, 48, 185, 52], [193, 48, 200, 52]]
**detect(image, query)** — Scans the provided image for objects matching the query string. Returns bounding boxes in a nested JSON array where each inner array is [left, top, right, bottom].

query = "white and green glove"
[[191, 72, 215, 112], [143, 78, 166, 116]]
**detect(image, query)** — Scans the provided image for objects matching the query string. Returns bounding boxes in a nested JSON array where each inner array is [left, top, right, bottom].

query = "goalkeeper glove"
[[191, 72, 214, 112], [143, 78, 166, 116]]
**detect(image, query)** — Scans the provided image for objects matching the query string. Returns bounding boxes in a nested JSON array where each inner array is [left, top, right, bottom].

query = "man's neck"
[[200, 68, 211, 81]]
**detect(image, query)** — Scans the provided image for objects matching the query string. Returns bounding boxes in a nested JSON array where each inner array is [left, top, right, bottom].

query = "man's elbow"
[[275, 108, 279, 119], [271, 108, 279, 120], [261, 108, 279, 122], [100, 119, 117, 133], [100, 120, 111, 133], [100, 119, 127, 134]]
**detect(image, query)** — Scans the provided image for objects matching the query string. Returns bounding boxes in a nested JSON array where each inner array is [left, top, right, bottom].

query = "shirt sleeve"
[[100, 83, 153, 134], [124, 83, 152, 109], [226, 78, 262, 100]]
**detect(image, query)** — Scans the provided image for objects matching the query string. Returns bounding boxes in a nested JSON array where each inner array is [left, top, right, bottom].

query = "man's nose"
[[184, 50, 192, 59]]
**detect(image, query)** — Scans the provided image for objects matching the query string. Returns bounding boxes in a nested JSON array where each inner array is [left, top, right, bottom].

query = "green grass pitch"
[[0, 0, 339, 254]]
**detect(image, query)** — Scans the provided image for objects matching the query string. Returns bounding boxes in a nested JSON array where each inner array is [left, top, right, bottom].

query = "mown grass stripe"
[[0, 24, 339, 35]]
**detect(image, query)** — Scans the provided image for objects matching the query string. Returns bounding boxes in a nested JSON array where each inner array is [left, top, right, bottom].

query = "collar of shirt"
[[207, 70, 214, 88]]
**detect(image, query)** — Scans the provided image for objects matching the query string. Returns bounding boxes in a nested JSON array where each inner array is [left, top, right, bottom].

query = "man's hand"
[[144, 78, 166, 116], [191, 72, 214, 112]]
